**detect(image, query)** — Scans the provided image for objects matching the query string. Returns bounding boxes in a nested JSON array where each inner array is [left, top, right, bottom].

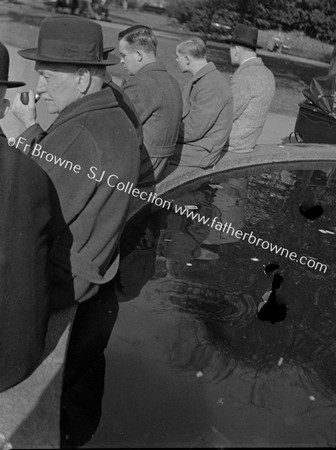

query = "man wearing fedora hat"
[[0, 41, 69, 390], [226, 23, 275, 153], [12, 16, 141, 308]]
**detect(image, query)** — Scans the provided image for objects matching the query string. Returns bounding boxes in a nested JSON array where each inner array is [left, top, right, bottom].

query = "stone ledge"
[[156, 143, 336, 197]]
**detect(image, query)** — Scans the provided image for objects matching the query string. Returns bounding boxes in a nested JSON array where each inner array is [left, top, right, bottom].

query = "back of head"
[[118, 25, 158, 55], [176, 37, 207, 59]]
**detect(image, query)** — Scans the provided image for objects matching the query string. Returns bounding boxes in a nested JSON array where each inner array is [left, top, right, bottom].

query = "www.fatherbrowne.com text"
[[8, 136, 327, 273]]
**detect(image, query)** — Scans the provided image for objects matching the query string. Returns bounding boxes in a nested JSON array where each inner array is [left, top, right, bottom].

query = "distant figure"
[[118, 25, 183, 185], [226, 23, 275, 153], [171, 37, 233, 168]]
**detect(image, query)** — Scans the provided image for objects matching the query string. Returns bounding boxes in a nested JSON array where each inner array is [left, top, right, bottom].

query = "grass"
[[0, 0, 334, 118], [258, 29, 333, 63]]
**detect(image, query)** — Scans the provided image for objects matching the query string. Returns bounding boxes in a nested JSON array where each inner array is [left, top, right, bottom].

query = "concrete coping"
[[156, 143, 336, 195], [129, 143, 336, 220]]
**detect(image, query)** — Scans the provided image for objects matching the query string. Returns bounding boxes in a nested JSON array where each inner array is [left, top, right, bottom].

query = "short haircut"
[[118, 25, 158, 54], [176, 37, 207, 59]]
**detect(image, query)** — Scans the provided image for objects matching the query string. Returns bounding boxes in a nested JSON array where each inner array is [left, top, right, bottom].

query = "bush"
[[167, 0, 336, 45]]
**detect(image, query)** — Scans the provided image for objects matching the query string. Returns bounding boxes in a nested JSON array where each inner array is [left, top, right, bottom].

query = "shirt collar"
[[241, 56, 257, 66]]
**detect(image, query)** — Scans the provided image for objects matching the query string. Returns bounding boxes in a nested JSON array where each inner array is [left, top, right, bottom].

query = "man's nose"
[[36, 75, 46, 94]]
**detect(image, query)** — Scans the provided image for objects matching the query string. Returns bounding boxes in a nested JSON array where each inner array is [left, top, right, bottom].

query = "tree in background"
[[167, 0, 336, 44]]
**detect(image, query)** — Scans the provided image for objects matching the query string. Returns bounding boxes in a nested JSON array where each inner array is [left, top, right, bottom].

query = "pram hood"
[[302, 73, 336, 115]]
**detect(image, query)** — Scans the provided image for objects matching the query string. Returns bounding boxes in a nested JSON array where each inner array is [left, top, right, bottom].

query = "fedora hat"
[[18, 16, 120, 66], [225, 23, 262, 50], [0, 42, 25, 88]]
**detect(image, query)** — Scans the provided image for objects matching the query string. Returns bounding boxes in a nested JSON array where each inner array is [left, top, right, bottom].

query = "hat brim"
[[17, 47, 120, 66], [0, 80, 25, 88], [224, 38, 263, 49]]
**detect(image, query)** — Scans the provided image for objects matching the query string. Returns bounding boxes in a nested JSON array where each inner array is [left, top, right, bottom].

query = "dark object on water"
[[264, 263, 280, 274], [299, 203, 324, 221], [291, 73, 336, 144], [20, 92, 40, 105], [257, 273, 287, 324]]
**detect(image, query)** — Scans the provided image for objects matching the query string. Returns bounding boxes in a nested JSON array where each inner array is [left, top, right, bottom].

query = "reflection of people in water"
[[204, 176, 248, 245], [159, 185, 220, 262], [114, 206, 161, 303], [61, 207, 161, 447]]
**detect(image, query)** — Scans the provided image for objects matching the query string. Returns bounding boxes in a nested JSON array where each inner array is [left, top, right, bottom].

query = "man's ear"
[[136, 50, 143, 62], [185, 55, 190, 65], [0, 98, 10, 119], [76, 67, 91, 94]]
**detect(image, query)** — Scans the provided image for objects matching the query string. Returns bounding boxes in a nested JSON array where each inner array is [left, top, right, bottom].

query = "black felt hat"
[[225, 23, 262, 50], [18, 16, 120, 66], [0, 42, 25, 88]]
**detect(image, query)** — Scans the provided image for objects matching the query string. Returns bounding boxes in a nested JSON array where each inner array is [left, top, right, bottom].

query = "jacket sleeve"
[[178, 80, 226, 143], [230, 74, 251, 121], [18, 123, 45, 146], [122, 77, 154, 124], [44, 126, 128, 304]]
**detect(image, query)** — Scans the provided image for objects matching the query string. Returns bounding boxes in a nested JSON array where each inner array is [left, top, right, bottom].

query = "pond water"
[[60, 161, 336, 448]]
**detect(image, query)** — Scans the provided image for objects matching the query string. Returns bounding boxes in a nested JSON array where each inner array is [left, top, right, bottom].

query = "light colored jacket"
[[175, 62, 233, 168], [228, 57, 275, 152]]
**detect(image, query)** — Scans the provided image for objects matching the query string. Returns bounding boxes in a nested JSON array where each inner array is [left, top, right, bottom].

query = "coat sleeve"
[[18, 123, 45, 146], [122, 77, 154, 124], [230, 74, 251, 121], [178, 80, 226, 143]]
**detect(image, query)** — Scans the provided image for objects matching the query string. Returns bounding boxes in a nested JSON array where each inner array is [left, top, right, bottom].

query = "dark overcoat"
[[0, 132, 63, 392], [20, 86, 141, 307]]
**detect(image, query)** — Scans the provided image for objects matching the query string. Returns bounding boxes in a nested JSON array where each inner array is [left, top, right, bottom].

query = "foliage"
[[166, 0, 336, 44]]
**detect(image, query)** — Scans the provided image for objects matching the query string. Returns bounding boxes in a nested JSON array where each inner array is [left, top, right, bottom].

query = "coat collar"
[[190, 61, 217, 84], [235, 57, 264, 75], [47, 86, 119, 133], [136, 61, 167, 75]]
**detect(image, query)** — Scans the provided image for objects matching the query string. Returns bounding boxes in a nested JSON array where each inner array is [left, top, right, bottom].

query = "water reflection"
[[64, 164, 336, 447], [143, 165, 336, 443]]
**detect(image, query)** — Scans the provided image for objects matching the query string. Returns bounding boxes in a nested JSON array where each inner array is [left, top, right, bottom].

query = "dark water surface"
[[61, 162, 336, 448]]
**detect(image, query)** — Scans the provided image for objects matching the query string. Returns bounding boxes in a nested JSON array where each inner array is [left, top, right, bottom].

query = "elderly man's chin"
[[44, 99, 60, 114]]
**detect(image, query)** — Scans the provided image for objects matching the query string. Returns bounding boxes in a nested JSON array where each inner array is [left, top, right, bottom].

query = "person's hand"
[[0, 433, 12, 450], [12, 90, 37, 129]]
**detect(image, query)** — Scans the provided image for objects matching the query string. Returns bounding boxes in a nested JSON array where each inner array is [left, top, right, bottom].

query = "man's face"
[[35, 62, 81, 114], [230, 44, 239, 66], [175, 50, 189, 73], [118, 38, 140, 75]]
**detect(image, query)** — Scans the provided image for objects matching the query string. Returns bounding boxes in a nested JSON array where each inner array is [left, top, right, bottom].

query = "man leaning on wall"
[[118, 25, 182, 185], [226, 23, 276, 153], [171, 37, 233, 169]]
